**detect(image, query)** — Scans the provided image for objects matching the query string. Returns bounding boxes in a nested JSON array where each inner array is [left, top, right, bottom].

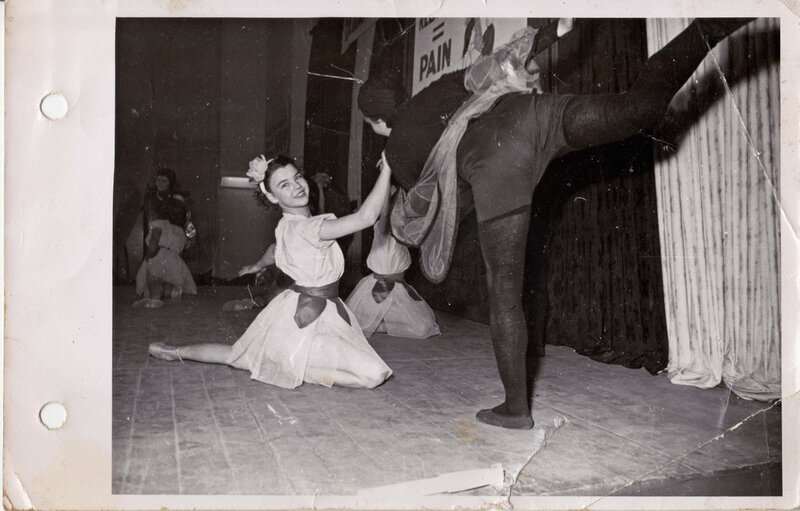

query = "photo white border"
[[4, 0, 798, 509]]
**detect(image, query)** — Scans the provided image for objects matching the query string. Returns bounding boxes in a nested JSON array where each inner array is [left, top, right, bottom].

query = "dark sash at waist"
[[373, 272, 405, 283], [290, 280, 350, 329], [290, 281, 340, 299], [372, 272, 423, 304]]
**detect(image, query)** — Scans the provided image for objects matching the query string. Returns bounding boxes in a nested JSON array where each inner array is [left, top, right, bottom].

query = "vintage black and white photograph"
[[107, 14, 785, 500], [7, 1, 797, 508]]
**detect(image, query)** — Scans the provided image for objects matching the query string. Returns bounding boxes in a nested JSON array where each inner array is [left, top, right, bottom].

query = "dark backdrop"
[[115, 18, 222, 279], [114, 18, 294, 282]]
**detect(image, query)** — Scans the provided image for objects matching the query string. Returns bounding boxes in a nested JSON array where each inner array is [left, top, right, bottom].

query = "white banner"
[[412, 18, 528, 96]]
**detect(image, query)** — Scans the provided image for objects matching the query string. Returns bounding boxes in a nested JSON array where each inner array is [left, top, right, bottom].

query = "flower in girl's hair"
[[247, 155, 270, 183]]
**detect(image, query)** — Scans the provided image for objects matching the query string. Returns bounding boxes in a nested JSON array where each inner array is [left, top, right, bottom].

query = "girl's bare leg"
[[147, 275, 165, 300], [149, 342, 232, 364], [305, 337, 390, 389]]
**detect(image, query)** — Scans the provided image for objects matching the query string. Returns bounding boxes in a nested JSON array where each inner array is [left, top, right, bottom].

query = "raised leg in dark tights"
[[562, 18, 753, 149], [472, 18, 754, 429]]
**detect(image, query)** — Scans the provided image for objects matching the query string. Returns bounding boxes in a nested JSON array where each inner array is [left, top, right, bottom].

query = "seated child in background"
[[346, 187, 440, 339], [134, 206, 198, 308]]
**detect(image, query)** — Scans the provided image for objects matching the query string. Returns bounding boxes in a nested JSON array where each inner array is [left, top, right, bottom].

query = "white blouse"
[[273, 213, 344, 287]]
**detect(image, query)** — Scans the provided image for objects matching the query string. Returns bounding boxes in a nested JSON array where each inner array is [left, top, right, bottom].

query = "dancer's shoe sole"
[[476, 408, 534, 430]]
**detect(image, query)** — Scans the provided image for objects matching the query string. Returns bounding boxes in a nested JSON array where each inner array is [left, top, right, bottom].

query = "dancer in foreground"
[[148, 154, 392, 389], [224, 172, 333, 311], [358, 18, 754, 427], [346, 186, 440, 339]]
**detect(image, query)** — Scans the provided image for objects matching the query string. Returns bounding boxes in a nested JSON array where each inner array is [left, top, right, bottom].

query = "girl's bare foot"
[[148, 342, 183, 361], [133, 298, 164, 308]]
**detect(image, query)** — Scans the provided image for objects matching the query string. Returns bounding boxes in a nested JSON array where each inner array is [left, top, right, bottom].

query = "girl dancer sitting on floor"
[[148, 154, 393, 389], [134, 196, 198, 308], [346, 187, 440, 339], [223, 172, 333, 311]]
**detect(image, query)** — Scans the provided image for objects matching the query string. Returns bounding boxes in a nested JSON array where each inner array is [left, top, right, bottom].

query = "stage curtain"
[[535, 19, 670, 373], [647, 18, 780, 400]]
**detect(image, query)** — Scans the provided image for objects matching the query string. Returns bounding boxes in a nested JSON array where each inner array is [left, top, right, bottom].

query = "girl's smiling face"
[[155, 175, 171, 193], [264, 163, 310, 214]]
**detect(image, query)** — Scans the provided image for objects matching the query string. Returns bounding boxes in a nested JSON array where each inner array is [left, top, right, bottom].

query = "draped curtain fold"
[[647, 18, 780, 400], [538, 19, 669, 373]]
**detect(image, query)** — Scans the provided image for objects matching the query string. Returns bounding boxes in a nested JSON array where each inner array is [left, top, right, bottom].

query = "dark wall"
[[115, 18, 222, 277], [115, 18, 294, 280], [303, 19, 359, 283], [219, 20, 293, 178], [305, 19, 357, 185], [215, 19, 293, 279]]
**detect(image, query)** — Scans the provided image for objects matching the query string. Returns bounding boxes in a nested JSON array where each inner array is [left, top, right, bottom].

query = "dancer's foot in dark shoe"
[[476, 403, 534, 429]]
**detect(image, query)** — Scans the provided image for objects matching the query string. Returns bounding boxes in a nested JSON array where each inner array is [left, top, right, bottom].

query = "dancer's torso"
[[274, 213, 344, 288]]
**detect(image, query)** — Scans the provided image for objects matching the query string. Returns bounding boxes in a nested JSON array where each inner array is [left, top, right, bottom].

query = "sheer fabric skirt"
[[347, 275, 441, 339], [135, 248, 198, 296], [227, 289, 392, 388]]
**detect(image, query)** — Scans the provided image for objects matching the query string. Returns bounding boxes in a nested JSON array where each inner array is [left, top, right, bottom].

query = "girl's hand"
[[185, 221, 197, 239], [238, 264, 264, 277], [318, 152, 393, 241], [379, 151, 391, 173]]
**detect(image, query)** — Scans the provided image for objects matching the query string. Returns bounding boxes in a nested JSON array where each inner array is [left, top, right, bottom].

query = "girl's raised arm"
[[238, 243, 276, 276], [318, 152, 392, 241], [374, 184, 395, 238]]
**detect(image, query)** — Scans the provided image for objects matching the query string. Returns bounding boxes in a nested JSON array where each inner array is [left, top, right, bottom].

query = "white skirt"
[[227, 288, 392, 388], [346, 274, 440, 339], [135, 248, 198, 296]]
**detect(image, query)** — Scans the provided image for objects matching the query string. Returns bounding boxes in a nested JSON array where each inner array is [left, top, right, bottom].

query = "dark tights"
[[477, 206, 531, 417], [563, 18, 752, 149], [473, 18, 752, 425]]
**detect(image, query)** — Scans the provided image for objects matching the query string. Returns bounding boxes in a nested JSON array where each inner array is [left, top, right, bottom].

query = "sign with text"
[[412, 18, 528, 96]]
